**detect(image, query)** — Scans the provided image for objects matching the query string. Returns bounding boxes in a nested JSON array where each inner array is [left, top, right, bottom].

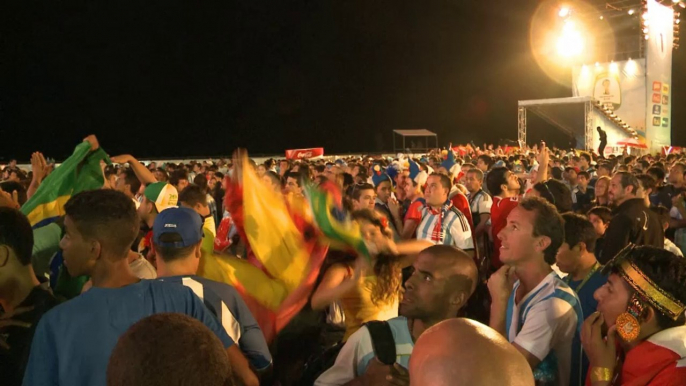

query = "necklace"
[[564, 262, 601, 293]]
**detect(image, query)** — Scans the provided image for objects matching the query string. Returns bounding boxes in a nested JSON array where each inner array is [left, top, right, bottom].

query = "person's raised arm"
[[27, 152, 48, 199], [110, 154, 157, 185], [534, 144, 549, 184]]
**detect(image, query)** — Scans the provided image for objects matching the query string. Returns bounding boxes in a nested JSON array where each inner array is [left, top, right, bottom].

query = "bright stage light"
[[610, 62, 619, 72], [628, 9, 635, 15], [559, 7, 570, 17], [600, 15, 604, 20], [556, 20, 584, 57]]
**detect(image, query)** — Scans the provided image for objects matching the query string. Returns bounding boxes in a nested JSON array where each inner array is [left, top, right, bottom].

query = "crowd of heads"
[[3, 141, 686, 386]]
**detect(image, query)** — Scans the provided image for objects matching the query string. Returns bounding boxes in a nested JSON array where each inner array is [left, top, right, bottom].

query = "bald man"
[[316, 245, 478, 386], [410, 318, 534, 386]]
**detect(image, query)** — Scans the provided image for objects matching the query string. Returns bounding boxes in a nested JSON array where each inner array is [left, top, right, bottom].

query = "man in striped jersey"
[[153, 207, 272, 375], [415, 173, 475, 257], [488, 197, 582, 386]]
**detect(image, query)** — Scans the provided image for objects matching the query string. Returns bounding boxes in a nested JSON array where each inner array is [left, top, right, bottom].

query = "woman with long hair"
[[311, 209, 430, 341], [594, 176, 611, 206]]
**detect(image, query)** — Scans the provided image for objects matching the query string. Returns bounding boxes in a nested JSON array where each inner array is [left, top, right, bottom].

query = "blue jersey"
[[159, 275, 272, 370], [23, 280, 234, 386]]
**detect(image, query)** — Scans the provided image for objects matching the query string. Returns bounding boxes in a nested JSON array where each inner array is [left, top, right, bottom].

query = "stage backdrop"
[[572, 59, 647, 143]]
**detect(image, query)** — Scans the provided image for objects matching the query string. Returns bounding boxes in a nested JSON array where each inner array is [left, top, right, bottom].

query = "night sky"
[[2, 1, 684, 160]]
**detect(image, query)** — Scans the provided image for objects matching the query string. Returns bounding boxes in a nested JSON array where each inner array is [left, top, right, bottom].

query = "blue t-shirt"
[[566, 269, 607, 386], [158, 275, 272, 370], [23, 280, 234, 386]]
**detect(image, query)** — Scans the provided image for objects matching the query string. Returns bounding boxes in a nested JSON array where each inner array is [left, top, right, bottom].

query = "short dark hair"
[[64, 190, 139, 257], [154, 233, 199, 263], [551, 167, 564, 180], [580, 153, 591, 164], [646, 167, 666, 183], [193, 174, 209, 193], [587, 206, 613, 224], [486, 166, 509, 196], [466, 168, 484, 182], [107, 313, 232, 386], [430, 173, 452, 191], [636, 174, 657, 194], [315, 165, 326, 173], [286, 171, 302, 187], [155, 169, 169, 182], [179, 184, 208, 207], [577, 171, 590, 180], [604, 246, 686, 329], [598, 163, 613, 174], [615, 171, 639, 194], [533, 179, 573, 213], [477, 154, 494, 169], [122, 168, 142, 196], [561, 213, 597, 252], [0, 208, 34, 265], [519, 197, 564, 265], [169, 169, 188, 187], [351, 183, 375, 201]]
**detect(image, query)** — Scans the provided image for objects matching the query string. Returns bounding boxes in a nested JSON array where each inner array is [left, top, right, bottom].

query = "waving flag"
[[305, 181, 370, 259], [21, 141, 109, 228], [197, 153, 327, 342]]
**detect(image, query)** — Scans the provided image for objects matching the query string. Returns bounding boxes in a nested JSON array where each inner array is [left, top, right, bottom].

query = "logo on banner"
[[662, 95, 669, 105], [653, 81, 662, 91], [652, 93, 662, 103], [653, 117, 662, 126], [593, 73, 621, 106], [653, 105, 662, 115], [285, 148, 325, 160], [662, 118, 669, 127]]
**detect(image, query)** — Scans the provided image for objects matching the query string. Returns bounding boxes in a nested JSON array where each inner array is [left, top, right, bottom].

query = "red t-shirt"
[[404, 199, 425, 223], [490, 196, 520, 269], [404, 198, 425, 239]]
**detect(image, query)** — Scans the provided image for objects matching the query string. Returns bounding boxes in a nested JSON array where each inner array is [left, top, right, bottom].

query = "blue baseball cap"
[[153, 207, 204, 248]]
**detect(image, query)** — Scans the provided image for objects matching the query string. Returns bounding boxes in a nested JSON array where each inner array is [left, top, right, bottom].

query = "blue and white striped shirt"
[[506, 272, 583, 386], [416, 203, 474, 251], [159, 275, 272, 370]]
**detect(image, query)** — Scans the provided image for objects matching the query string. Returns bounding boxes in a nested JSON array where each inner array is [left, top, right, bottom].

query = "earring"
[[615, 294, 645, 342]]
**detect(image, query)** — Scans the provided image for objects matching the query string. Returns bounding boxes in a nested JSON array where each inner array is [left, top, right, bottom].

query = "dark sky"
[[2, 1, 684, 160]]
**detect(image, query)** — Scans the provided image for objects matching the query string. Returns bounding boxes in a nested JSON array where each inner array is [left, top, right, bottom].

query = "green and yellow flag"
[[21, 141, 109, 227]]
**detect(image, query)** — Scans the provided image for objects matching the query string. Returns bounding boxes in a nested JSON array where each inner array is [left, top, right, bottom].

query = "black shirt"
[[0, 285, 58, 386], [600, 198, 665, 264]]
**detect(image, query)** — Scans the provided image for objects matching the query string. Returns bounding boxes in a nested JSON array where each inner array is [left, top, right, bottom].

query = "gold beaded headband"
[[618, 259, 686, 321]]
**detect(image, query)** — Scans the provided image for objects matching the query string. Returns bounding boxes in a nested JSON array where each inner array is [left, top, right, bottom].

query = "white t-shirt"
[[506, 272, 582, 386]]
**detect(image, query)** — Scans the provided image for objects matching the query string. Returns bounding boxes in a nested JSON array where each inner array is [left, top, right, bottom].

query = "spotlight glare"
[[600, 15, 604, 20], [556, 20, 584, 57], [628, 9, 635, 15], [559, 7, 570, 17]]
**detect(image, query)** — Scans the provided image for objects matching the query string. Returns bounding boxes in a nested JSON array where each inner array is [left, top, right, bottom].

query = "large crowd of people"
[[1, 134, 685, 386]]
